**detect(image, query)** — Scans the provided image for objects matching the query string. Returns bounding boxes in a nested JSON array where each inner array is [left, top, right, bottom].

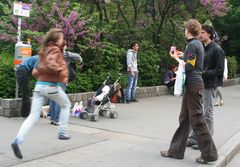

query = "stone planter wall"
[[1, 78, 239, 118]]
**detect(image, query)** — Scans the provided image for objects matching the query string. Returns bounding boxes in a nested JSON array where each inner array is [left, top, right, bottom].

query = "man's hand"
[[131, 71, 135, 77], [129, 66, 135, 77]]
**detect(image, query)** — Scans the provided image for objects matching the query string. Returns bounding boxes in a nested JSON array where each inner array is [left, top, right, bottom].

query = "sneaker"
[[126, 99, 131, 104], [11, 142, 23, 159], [186, 141, 192, 147], [51, 121, 59, 126], [192, 144, 199, 150], [131, 99, 138, 102], [58, 134, 71, 140]]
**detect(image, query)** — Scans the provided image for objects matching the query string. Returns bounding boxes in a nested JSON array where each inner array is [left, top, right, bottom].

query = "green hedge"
[[0, 53, 16, 98], [1, 47, 238, 99], [227, 56, 238, 79]]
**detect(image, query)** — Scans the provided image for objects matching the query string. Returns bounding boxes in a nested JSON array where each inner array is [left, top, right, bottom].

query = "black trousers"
[[167, 81, 218, 161], [16, 67, 31, 118]]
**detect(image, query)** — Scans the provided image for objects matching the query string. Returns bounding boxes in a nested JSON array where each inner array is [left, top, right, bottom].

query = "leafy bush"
[[227, 56, 238, 79], [0, 53, 15, 98], [67, 42, 127, 93], [138, 41, 162, 86]]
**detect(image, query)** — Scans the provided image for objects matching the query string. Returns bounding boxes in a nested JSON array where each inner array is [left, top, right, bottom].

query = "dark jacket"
[[202, 41, 225, 88]]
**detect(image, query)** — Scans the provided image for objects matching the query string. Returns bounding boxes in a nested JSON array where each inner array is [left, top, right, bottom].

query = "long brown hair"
[[38, 28, 63, 56]]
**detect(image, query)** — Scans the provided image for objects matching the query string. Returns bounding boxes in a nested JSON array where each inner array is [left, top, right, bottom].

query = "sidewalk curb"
[[198, 130, 240, 167]]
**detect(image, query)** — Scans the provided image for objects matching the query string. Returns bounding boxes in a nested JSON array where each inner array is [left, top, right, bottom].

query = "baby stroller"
[[80, 74, 122, 122]]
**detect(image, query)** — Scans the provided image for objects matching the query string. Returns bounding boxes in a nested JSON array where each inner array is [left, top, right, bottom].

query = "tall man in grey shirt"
[[125, 43, 139, 103]]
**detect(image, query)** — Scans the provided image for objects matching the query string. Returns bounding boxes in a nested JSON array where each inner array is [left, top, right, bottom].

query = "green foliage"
[[66, 72, 93, 93], [227, 56, 238, 79], [67, 42, 127, 93], [0, 53, 15, 98], [0, 0, 240, 98], [213, 0, 240, 58], [138, 41, 161, 86]]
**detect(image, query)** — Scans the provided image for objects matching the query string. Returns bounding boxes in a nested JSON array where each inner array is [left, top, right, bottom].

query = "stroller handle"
[[103, 75, 110, 85], [114, 73, 122, 84]]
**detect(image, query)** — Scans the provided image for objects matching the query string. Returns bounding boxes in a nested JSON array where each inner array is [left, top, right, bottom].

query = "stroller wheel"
[[86, 107, 94, 113], [110, 111, 118, 119], [80, 112, 88, 119], [99, 110, 107, 117], [91, 115, 99, 122]]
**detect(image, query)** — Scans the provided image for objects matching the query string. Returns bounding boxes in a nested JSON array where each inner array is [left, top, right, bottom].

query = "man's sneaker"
[[11, 142, 23, 159], [58, 134, 71, 140], [126, 99, 131, 104], [51, 121, 59, 126], [186, 141, 192, 147], [192, 144, 199, 150], [132, 99, 138, 102]]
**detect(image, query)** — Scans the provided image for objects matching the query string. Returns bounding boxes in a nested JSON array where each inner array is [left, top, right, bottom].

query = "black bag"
[[68, 60, 77, 82], [64, 52, 77, 82]]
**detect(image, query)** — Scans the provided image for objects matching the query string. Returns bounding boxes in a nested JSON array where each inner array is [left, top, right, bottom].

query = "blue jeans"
[[14, 82, 71, 144], [125, 71, 138, 101], [49, 100, 60, 123], [49, 84, 66, 123]]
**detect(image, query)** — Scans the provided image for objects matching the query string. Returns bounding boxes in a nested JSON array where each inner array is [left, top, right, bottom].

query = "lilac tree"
[[0, 0, 99, 51], [200, 0, 229, 16]]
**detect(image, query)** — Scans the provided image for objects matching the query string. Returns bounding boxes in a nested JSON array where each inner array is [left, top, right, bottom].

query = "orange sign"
[[20, 48, 32, 56], [14, 59, 22, 65]]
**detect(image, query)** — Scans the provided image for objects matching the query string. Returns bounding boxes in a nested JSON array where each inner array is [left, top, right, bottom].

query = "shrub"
[[67, 42, 126, 93], [137, 40, 162, 86], [0, 53, 15, 98], [227, 56, 238, 79]]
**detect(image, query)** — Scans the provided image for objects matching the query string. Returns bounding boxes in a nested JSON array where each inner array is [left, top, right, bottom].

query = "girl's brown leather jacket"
[[32, 43, 68, 84]]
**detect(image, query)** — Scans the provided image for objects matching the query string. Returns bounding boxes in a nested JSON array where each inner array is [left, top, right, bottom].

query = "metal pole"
[[17, 17, 21, 42], [15, 16, 21, 98], [15, 80, 19, 98]]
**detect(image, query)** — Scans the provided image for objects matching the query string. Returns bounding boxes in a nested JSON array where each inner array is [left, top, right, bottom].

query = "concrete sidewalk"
[[1, 85, 240, 167]]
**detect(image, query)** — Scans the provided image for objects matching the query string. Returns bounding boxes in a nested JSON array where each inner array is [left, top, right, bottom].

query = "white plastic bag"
[[174, 61, 186, 96], [73, 101, 84, 117], [71, 102, 79, 117]]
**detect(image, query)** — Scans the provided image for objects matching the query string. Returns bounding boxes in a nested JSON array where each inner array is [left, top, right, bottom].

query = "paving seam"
[[70, 122, 162, 141]]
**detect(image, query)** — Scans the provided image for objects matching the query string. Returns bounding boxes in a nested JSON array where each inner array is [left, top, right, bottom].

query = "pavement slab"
[[1, 85, 240, 167]]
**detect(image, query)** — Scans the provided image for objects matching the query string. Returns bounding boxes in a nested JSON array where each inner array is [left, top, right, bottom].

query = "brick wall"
[[1, 78, 239, 118]]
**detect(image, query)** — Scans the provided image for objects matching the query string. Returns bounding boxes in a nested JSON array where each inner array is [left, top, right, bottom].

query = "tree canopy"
[[0, 0, 239, 98]]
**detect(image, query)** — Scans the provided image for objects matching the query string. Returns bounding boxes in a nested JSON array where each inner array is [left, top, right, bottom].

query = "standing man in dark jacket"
[[15, 55, 38, 118], [187, 24, 225, 149]]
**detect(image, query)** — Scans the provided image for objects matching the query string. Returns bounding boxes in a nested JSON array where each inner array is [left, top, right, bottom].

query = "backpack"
[[64, 52, 77, 82]]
